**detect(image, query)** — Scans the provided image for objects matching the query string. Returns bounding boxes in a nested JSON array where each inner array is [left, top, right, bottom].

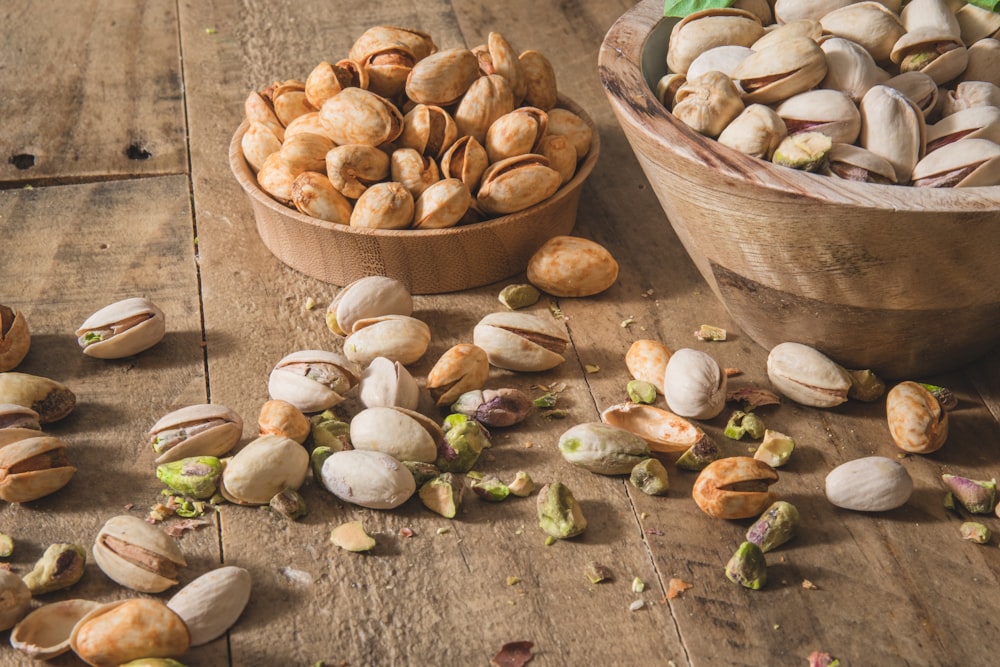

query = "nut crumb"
[[629, 599, 645, 611]]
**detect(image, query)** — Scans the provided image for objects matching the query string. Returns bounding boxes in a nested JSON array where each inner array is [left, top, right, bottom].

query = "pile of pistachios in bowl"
[[656, 0, 1000, 186], [241, 25, 594, 228]]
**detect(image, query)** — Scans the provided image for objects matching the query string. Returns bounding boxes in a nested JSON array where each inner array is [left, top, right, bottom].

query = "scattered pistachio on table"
[[746, 501, 799, 553], [942, 474, 997, 514], [558, 422, 650, 475], [960, 521, 991, 544], [601, 401, 712, 455], [93, 515, 185, 594], [156, 457, 222, 500], [584, 561, 613, 584], [675, 436, 720, 472], [507, 471, 535, 497], [75, 297, 166, 359], [437, 413, 490, 472], [630, 458, 670, 496], [0, 372, 76, 423], [692, 457, 779, 520], [0, 305, 30, 372], [419, 473, 464, 518], [825, 457, 913, 512], [725, 541, 767, 590], [625, 339, 672, 394], [269, 488, 308, 521], [626, 379, 657, 404], [471, 474, 511, 502], [258, 399, 311, 444], [0, 532, 13, 558], [886, 381, 948, 454], [451, 388, 534, 428], [537, 482, 586, 539], [70, 598, 190, 665], [694, 324, 726, 341], [498, 284, 541, 310], [766, 342, 852, 409], [23, 543, 87, 595], [662, 348, 727, 420], [330, 521, 376, 552], [753, 430, 795, 468], [0, 435, 76, 503], [724, 410, 765, 440]]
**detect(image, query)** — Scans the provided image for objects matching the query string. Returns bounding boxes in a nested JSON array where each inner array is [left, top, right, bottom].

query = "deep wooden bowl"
[[229, 95, 599, 295], [600, 0, 1000, 378]]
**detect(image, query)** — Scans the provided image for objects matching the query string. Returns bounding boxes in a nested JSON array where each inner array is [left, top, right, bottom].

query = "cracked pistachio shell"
[[321, 449, 417, 509], [775, 89, 861, 145], [344, 314, 431, 367], [558, 422, 650, 475], [825, 456, 913, 511], [10, 598, 101, 659], [400, 104, 458, 159], [733, 37, 827, 105], [267, 350, 360, 413], [23, 543, 86, 595], [927, 106, 1000, 151], [673, 71, 745, 138], [883, 71, 940, 119], [350, 181, 415, 229], [279, 132, 333, 174], [359, 356, 420, 410], [913, 137, 1000, 187], [625, 339, 672, 394], [244, 90, 283, 143], [440, 135, 488, 191], [325, 143, 390, 199], [426, 343, 490, 406], [600, 402, 711, 454], [687, 45, 753, 82], [819, 37, 890, 103], [486, 32, 527, 104], [717, 104, 787, 160], [825, 143, 898, 184], [820, 2, 906, 62], [241, 121, 282, 173], [291, 171, 353, 225], [284, 110, 337, 141], [167, 566, 251, 647], [666, 8, 765, 75], [526, 235, 618, 298], [149, 403, 243, 464], [662, 348, 727, 420], [477, 153, 562, 215], [0, 372, 75, 423], [472, 311, 568, 372], [390, 147, 441, 200], [891, 28, 968, 85], [0, 435, 75, 503], [0, 403, 41, 431], [219, 434, 309, 506], [256, 152, 300, 205], [76, 297, 166, 359], [361, 45, 416, 100], [305, 59, 366, 109], [766, 342, 851, 408], [93, 515, 186, 593], [942, 81, 1000, 117], [0, 305, 29, 373], [0, 569, 31, 632], [485, 107, 547, 163], [327, 275, 413, 336], [70, 598, 190, 667], [454, 74, 516, 145], [319, 87, 403, 147], [886, 381, 948, 454], [350, 26, 437, 65], [751, 19, 823, 51], [405, 48, 480, 106], [539, 133, 577, 185], [350, 406, 442, 463], [413, 178, 472, 229], [519, 50, 558, 111], [692, 456, 779, 519]]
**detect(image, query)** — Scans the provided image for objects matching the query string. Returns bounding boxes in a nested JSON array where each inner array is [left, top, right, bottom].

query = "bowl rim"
[[229, 93, 601, 238], [598, 0, 1000, 211]]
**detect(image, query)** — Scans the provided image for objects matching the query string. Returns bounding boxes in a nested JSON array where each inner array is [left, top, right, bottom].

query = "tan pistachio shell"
[[240, 121, 283, 173], [900, 0, 962, 35], [860, 84, 927, 183], [426, 343, 490, 406], [413, 178, 472, 229], [662, 348, 728, 420], [825, 143, 899, 183], [820, 2, 906, 62], [773, 0, 854, 23], [343, 315, 431, 367], [326, 275, 413, 336], [244, 90, 284, 142], [666, 8, 765, 75], [167, 566, 252, 647], [454, 74, 515, 145], [0, 427, 47, 448], [320, 448, 417, 509], [539, 134, 578, 185], [883, 71, 941, 119], [350, 406, 443, 462], [92, 515, 186, 593], [926, 105, 1000, 152], [692, 456, 779, 519], [751, 19, 823, 51], [69, 598, 190, 667], [485, 107, 548, 163], [942, 81, 1000, 116], [487, 32, 527, 104], [256, 152, 301, 205], [149, 403, 243, 464], [10, 599, 102, 659], [956, 4, 1000, 45], [890, 28, 969, 84], [319, 87, 403, 147], [271, 85, 314, 127], [775, 89, 861, 144], [350, 181, 414, 229], [819, 36, 890, 103], [279, 132, 333, 173], [0, 305, 29, 373], [733, 37, 828, 105], [349, 26, 438, 64], [305, 59, 368, 109], [519, 49, 558, 110], [472, 311, 569, 372], [546, 108, 593, 160], [405, 47, 481, 106], [399, 104, 458, 159], [912, 137, 1000, 187], [283, 110, 337, 141], [358, 356, 420, 410], [0, 403, 41, 431], [600, 402, 711, 454], [0, 569, 32, 632], [0, 435, 75, 503], [219, 434, 309, 506], [291, 171, 354, 224], [656, 72, 687, 108], [673, 70, 746, 137], [526, 235, 618, 297], [766, 342, 851, 408], [361, 45, 416, 100], [267, 349, 360, 413], [390, 147, 440, 199], [625, 340, 673, 394], [960, 38, 1000, 87], [476, 153, 562, 215], [325, 144, 390, 199], [0, 372, 75, 423], [687, 45, 754, 82], [258, 399, 310, 444], [733, 0, 772, 24], [440, 135, 488, 191], [76, 297, 166, 359], [717, 103, 788, 159]]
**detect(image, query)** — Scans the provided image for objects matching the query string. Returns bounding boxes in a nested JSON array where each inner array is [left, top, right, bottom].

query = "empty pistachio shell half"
[[76, 297, 166, 359], [219, 434, 309, 506], [70, 598, 190, 667], [0, 372, 76, 423], [148, 403, 243, 464], [92, 515, 186, 593], [167, 565, 251, 647], [600, 402, 712, 454], [267, 350, 360, 413], [10, 598, 101, 660], [472, 311, 569, 372], [0, 305, 30, 372]]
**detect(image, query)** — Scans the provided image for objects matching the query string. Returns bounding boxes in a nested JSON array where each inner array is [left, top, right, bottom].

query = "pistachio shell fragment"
[[0, 403, 40, 431], [69, 598, 190, 667], [92, 515, 186, 593], [76, 297, 166, 359], [23, 542, 86, 595], [9, 598, 101, 659], [0, 372, 76, 423], [419, 473, 464, 518], [0, 305, 30, 372], [331, 520, 377, 552], [270, 488, 307, 521], [630, 458, 670, 495], [600, 402, 712, 454], [753, 430, 795, 468], [167, 565, 251, 647]]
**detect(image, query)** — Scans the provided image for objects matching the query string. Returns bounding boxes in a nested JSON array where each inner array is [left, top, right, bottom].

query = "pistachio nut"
[[69, 598, 190, 667], [625, 339, 672, 394], [886, 381, 948, 454], [485, 106, 547, 163], [476, 153, 562, 215], [471, 474, 510, 502], [772, 131, 833, 172], [507, 471, 535, 497], [279, 131, 332, 174], [404, 47, 480, 106], [0, 435, 75, 503], [751, 17, 824, 49], [0, 427, 42, 448], [537, 482, 587, 539], [453, 74, 515, 145], [630, 458, 670, 496], [666, 8, 765, 75], [269, 79, 312, 127], [600, 402, 712, 454], [725, 541, 767, 590], [692, 456, 779, 520], [772, 0, 850, 24], [426, 343, 490, 407], [244, 90, 284, 143], [437, 413, 491, 473], [10, 598, 101, 659], [891, 29, 968, 85], [655, 72, 687, 109], [257, 398, 310, 444], [485, 32, 527, 103], [819, 36, 890, 103], [538, 133, 578, 185], [0, 372, 75, 423], [819, 2, 906, 62], [859, 84, 927, 184], [358, 356, 420, 410], [558, 422, 651, 475], [402, 460, 441, 487], [330, 520, 376, 552], [883, 71, 940, 119], [256, 152, 300, 205], [753, 429, 795, 468], [92, 515, 186, 593], [662, 348, 727, 420], [413, 178, 472, 229], [498, 283, 541, 311], [219, 434, 309, 506], [547, 108, 592, 160], [912, 137, 1000, 187], [270, 488, 307, 521], [291, 171, 353, 224], [156, 456, 222, 500], [526, 235, 619, 298], [167, 565, 251, 647], [775, 89, 861, 145], [766, 342, 852, 408], [361, 45, 416, 100], [76, 297, 166, 359], [320, 449, 417, 509], [824, 143, 898, 184], [960, 521, 991, 544], [325, 143, 390, 199], [450, 387, 533, 428], [309, 410, 352, 452], [267, 349, 360, 413], [746, 500, 799, 552], [825, 456, 913, 511], [0, 305, 30, 372], [319, 87, 403, 146], [326, 275, 413, 337], [956, 4, 1000, 45], [148, 403, 243, 464], [472, 311, 569, 372], [419, 472, 464, 518], [350, 181, 415, 229], [440, 134, 489, 191], [519, 50, 558, 111], [960, 38, 1000, 87], [350, 406, 442, 463], [732, 37, 827, 105], [717, 104, 787, 160], [676, 436, 721, 472], [687, 45, 753, 83], [0, 403, 41, 431], [343, 314, 431, 367], [284, 110, 337, 141], [0, 568, 31, 631], [23, 542, 86, 595], [942, 474, 997, 514]]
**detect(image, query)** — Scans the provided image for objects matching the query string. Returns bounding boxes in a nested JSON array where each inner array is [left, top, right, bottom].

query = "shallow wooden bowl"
[[229, 95, 599, 295], [600, 0, 1000, 378]]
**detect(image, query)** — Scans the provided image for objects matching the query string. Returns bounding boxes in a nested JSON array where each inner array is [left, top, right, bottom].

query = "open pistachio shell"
[[440, 135, 488, 191], [0, 435, 75, 503], [413, 178, 472, 229], [319, 87, 403, 147], [327, 275, 413, 337], [0, 372, 75, 423], [473, 311, 568, 372], [344, 315, 431, 367], [219, 434, 309, 506], [485, 106, 548, 163], [326, 143, 390, 199], [454, 74, 515, 145], [0, 426, 44, 448], [859, 84, 926, 184], [391, 147, 441, 199], [167, 566, 251, 647], [477, 153, 562, 215], [70, 598, 190, 667], [666, 8, 765, 75], [10, 599, 102, 660], [819, 2, 906, 62], [76, 297, 166, 359], [819, 36, 890, 103], [883, 71, 940, 119], [92, 515, 187, 593], [926, 106, 1000, 152], [350, 406, 442, 463], [912, 137, 1000, 187], [775, 89, 861, 145], [672, 71, 746, 138], [399, 104, 458, 159], [0, 304, 30, 372], [240, 121, 282, 173], [291, 171, 354, 224], [890, 28, 968, 85], [766, 342, 851, 408], [279, 132, 333, 174], [692, 456, 779, 520], [267, 350, 360, 413], [358, 356, 420, 410], [0, 403, 41, 431], [350, 181, 415, 229], [600, 402, 712, 454], [350, 26, 438, 65], [426, 343, 490, 407], [149, 403, 243, 464], [405, 47, 480, 106]]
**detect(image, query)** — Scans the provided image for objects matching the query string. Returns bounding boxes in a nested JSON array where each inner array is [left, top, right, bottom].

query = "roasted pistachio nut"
[[219, 434, 309, 506], [717, 103, 787, 159], [537, 482, 587, 539], [526, 236, 619, 298], [426, 344, 490, 407], [692, 457, 779, 520], [167, 565, 251, 648], [558, 422, 651, 475], [942, 474, 997, 514], [0, 372, 76, 423], [630, 458, 670, 496], [724, 410, 765, 441], [402, 460, 441, 487], [0, 403, 41, 431], [886, 381, 948, 454], [321, 449, 416, 509], [675, 436, 721, 472], [662, 348, 727, 420], [471, 474, 511, 502], [437, 413, 491, 473], [118, 660, 189, 667], [746, 500, 799, 552], [258, 399, 311, 444], [766, 342, 852, 408], [725, 541, 766, 590], [358, 356, 420, 410], [601, 401, 713, 455], [351, 406, 441, 463], [733, 36, 827, 105], [76, 297, 166, 359], [825, 457, 913, 512], [0, 569, 31, 631], [156, 456, 222, 500], [666, 8, 765, 75], [404, 47, 480, 106], [419, 472, 464, 518], [498, 284, 541, 310], [308, 410, 352, 451], [70, 598, 190, 667], [0, 435, 76, 503], [451, 388, 533, 428], [344, 315, 431, 367], [23, 543, 86, 595], [772, 131, 833, 172], [93, 515, 186, 593], [267, 350, 360, 413], [753, 429, 795, 468], [859, 84, 926, 184], [270, 488, 308, 521], [326, 276, 414, 337], [473, 311, 569, 372], [0, 305, 29, 372], [148, 403, 242, 465], [476, 153, 562, 215]]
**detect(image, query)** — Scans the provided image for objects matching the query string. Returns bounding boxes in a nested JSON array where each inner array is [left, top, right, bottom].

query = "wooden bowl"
[[229, 96, 599, 295], [600, 0, 1000, 378]]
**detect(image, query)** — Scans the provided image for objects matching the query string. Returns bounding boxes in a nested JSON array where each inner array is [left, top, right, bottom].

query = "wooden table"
[[2, 2, 999, 665]]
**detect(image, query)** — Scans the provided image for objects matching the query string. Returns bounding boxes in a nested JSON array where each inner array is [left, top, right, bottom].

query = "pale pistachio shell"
[[486, 107, 547, 163], [625, 339, 672, 394], [825, 143, 898, 183], [766, 342, 851, 408], [291, 171, 354, 224], [326, 144, 390, 199], [687, 45, 753, 82], [305, 61, 347, 109], [350, 181, 414, 229], [0, 305, 29, 373], [477, 154, 562, 215], [350, 26, 438, 64], [321, 449, 417, 509], [167, 566, 251, 647], [390, 147, 440, 199], [539, 133, 578, 184], [558, 422, 650, 475], [526, 235, 618, 297], [319, 87, 403, 147], [943, 81, 1000, 116], [0, 372, 75, 423], [426, 343, 490, 406], [327, 275, 413, 336], [891, 29, 968, 84], [956, 4, 1000, 45], [519, 50, 558, 110], [0, 569, 31, 632], [751, 19, 823, 51], [241, 121, 283, 172], [472, 311, 568, 372], [344, 314, 431, 366], [886, 381, 948, 454], [350, 406, 442, 462], [279, 132, 332, 174], [732, 0, 772, 23], [256, 152, 300, 205], [662, 348, 727, 420], [775, 89, 861, 144], [656, 72, 687, 108], [820, 2, 906, 62], [399, 104, 458, 159], [69, 598, 190, 667], [358, 356, 420, 410], [149, 403, 243, 464], [488, 32, 527, 104], [672, 70, 746, 137], [92, 515, 186, 593], [267, 349, 360, 413], [927, 106, 1000, 152], [76, 297, 165, 359], [404, 48, 480, 106], [454, 74, 515, 145], [0, 403, 41, 431], [0, 435, 75, 503], [546, 108, 593, 160], [219, 434, 309, 506], [666, 8, 765, 75], [819, 37, 890, 103], [859, 84, 927, 184], [284, 110, 337, 141], [10, 599, 101, 659], [413, 178, 472, 229], [600, 402, 710, 454], [825, 456, 913, 511], [900, 0, 961, 35], [912, 137, 1000, 187], [960, 37, 1000, 87], [733, 37, 828, 105], [0, 427, 45, 448], [773, 0, 853, 23], [244, 90, 284, 142], [717, 104, 787, 159], [440, 135, 488, 191], [883, 71, 940, 119]]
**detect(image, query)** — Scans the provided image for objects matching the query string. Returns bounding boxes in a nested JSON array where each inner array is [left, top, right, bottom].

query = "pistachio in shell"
[[320, 449, 417, 510], [69, 598, 190, 667], [0, 305, 30, 372], [76, 297, 166, 359], [0, 568, 31, 631], [472, 311, 569, 372], [267, 349, 360, 414], [0, 372, 76, 423], [526, 235, 619, 298], [426, 343, 490, 407], [326, 275, 414, 337], [557, 422, 650, 475], [219, 434, 309, 506], [148, 403, 243, 465], [92, 515, 186, 593], [167, 565, 251, 647], [0, 435, 76, 503]]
